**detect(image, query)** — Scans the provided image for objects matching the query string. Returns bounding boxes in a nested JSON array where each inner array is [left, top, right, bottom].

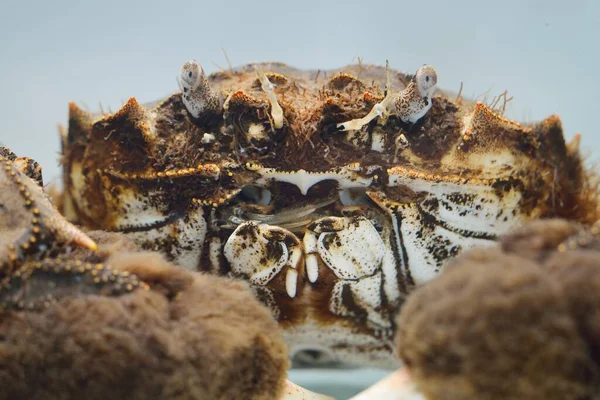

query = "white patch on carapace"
[[253, 165, 372, 195], [388, 174, 524, 236], [112, 190, 168, 229], [395, 133, 409, 151], [431, 188, 523, 235], [371, 129, 385, 152], [68, 161, 92, 219], [461, 112, 474, 136], [345, 128, 369, 147], [395, 203, 492, 284], [248, 122, 266, 139], [144, 110, 158, 140], [448, 151, 518, 175], [201, 133, 216, 143], [124, 206, 207, 270]]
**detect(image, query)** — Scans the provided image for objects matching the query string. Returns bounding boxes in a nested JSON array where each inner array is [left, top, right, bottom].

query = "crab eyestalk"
[[337, 63, 438, 132], [393, 64, 437, 123], [179, 60, 221, 118]]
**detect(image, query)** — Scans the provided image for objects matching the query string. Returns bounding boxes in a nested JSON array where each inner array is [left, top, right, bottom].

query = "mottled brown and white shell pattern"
[[60, 60, 594, 367]]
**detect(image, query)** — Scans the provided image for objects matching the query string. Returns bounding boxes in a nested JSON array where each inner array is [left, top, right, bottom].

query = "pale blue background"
[[1, 0, 598, 396], [1, 0, 599, 184]]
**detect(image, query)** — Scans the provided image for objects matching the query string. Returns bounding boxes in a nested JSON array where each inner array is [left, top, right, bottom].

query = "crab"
[[60, 59, 595, 368]]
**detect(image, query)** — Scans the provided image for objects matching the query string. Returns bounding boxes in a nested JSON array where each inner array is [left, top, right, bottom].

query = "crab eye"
[[180, 60, 203, 88], [179, 60, 221, 118]]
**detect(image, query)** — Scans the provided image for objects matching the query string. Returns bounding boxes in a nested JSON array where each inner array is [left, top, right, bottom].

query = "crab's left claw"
[[224, 221, 302, 299], [0, 147, 97, 272]]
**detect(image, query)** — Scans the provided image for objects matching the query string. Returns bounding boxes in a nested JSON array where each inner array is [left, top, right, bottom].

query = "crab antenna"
[[385, 59, 391, 94], [337, 60, 396, 132], [255, 65, 284, 129]]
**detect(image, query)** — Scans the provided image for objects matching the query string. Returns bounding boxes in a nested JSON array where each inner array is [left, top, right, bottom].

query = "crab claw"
[[349, 369, 425, 400], [224, 222, 303, 298], [0, 147, 97, 270], [281, 380, 334, 400]]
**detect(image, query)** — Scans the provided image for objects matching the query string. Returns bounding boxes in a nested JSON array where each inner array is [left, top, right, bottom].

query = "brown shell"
[[60, 62, 599, 367]]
